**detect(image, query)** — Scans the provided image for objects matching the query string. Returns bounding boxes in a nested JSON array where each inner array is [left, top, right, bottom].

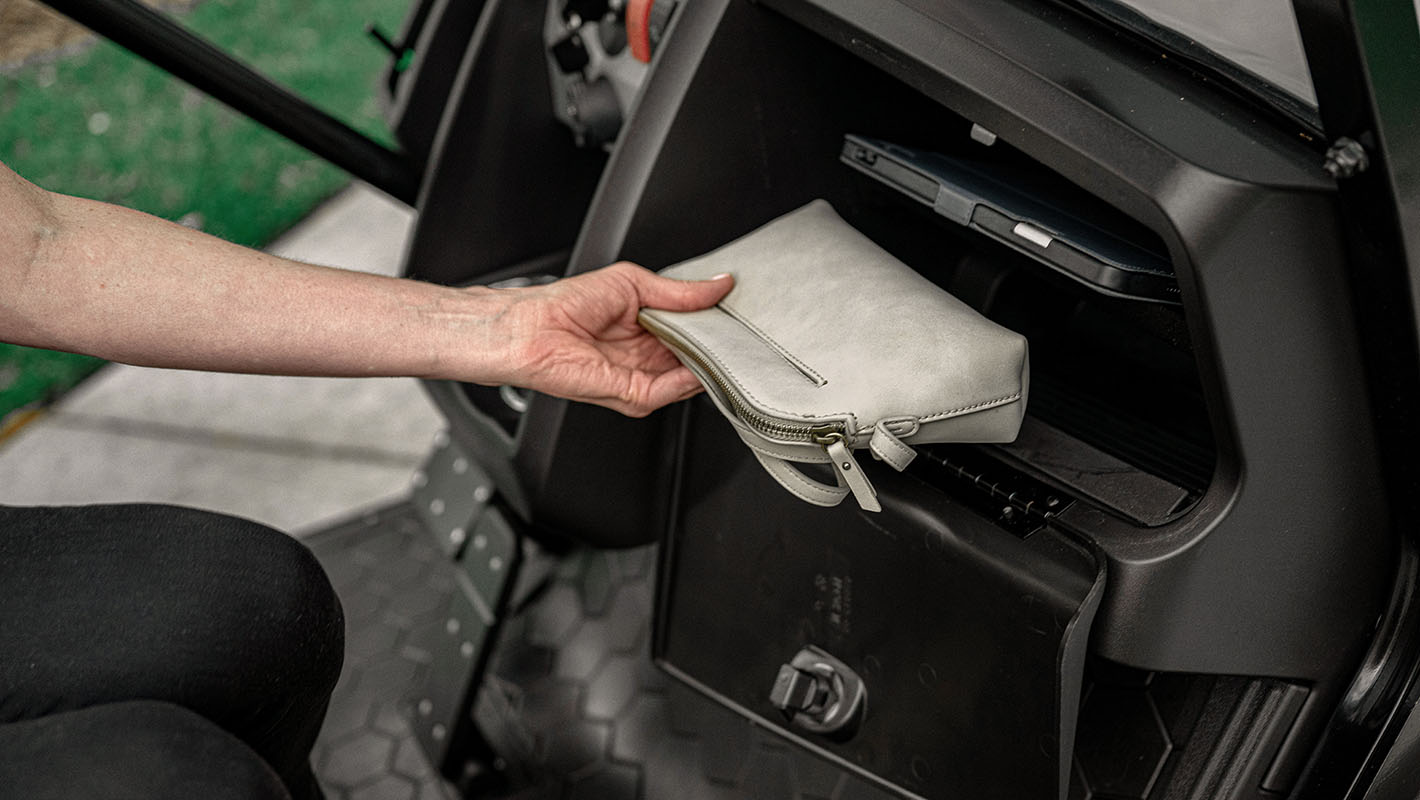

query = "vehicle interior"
[[28, 0, 1420, 798]]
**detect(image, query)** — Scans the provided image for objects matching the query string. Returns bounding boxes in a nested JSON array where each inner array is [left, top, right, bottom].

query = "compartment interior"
[[608, 7, 1215, 525]]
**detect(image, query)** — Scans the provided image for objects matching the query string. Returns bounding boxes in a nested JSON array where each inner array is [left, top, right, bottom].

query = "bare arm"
[[0, 163, 731, 416]]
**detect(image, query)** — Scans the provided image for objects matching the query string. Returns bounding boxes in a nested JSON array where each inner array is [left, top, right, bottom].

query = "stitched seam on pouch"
[[878, 437, 912, 462], [657, 313, 1019, 430], [873, 427, 915, 465], [779, 476, 839, 505], [917, 393, 1023, 423], [770, 458, 847, 499], [667, 320, 856, 425], [753, 451, 842, 505], [717, 302, 828, 387], [741, 435, 831, 463]]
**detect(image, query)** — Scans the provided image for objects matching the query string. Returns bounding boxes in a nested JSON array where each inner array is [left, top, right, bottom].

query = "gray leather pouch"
[[639, 199, 1029, 512]]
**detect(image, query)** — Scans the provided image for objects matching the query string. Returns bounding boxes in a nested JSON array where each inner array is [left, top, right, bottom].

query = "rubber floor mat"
[[306, 501, 456, 800], [305, 501, 892, 800], [468, 548, 894, 800]]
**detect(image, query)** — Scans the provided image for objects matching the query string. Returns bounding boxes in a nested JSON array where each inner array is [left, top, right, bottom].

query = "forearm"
[[0, 162, 733, 416], [1, 180, 513, 381]]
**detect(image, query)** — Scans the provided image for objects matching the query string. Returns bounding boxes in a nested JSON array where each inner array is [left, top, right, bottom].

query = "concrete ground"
[[0, 183, 445, 535]]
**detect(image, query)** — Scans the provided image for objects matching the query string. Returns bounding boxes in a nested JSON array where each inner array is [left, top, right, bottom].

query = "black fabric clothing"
[[0, 504, 344, 800], [0, 700, 292, 800]]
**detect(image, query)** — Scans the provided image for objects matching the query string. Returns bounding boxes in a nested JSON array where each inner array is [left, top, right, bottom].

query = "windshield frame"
[[1060, 0, 1326, 142]]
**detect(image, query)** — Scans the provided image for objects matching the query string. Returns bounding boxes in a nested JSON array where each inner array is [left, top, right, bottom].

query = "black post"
[[1289, 1, 1420, 798], [36, 0, 421, 205]]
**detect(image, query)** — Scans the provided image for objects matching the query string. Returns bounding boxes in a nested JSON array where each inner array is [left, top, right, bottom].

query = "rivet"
[[842, 462, 852, 470], [473, 486, 493, 503], [411, 472, 428, 488], [445, 618, 461, 635], [460, 641, 475, 658], [472, 534, 488, 551], [432, 723, 447, 741], [452, 457, 468, 474], [449, 527, 467, 546], [489, 556, 504, 572], [429, 498, 445, 516], [417, 698, 433, 716]]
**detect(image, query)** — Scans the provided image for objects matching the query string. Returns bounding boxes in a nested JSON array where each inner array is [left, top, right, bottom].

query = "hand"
[[492, 262, 734, 417]]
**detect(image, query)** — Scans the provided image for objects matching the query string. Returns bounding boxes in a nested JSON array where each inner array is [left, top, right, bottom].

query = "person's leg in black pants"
[[0, 700, 294, 799], [0, 504, 345, 800]]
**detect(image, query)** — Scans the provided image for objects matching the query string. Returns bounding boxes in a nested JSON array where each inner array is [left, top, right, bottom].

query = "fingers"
[[607, 365, 704, 418], [617, 262, 734, 312]]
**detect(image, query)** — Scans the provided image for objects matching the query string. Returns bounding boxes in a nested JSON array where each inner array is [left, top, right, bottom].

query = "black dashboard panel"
[[550, 0, 1391, 684], [385, 0, 1420, 794]]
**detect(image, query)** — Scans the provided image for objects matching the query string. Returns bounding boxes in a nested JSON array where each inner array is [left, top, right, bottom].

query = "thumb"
[[634, 269, 735, 312]]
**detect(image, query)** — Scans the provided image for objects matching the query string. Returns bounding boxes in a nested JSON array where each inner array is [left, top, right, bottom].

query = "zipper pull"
[[814, 428, 881, 513]]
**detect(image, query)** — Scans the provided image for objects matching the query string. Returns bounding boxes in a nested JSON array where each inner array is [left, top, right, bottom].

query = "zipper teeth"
[[642, 314, 835, 443]]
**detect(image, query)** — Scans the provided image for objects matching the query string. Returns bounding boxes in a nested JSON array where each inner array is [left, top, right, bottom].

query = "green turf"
[[0, 347, 105, 423], [0, 0, 410, 424]]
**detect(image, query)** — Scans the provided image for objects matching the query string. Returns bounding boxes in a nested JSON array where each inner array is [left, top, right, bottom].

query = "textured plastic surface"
[[656, 400, 1104, 800], [383, 0, 487, 173], [713, 0, 1391, 682], [414, 0, 1393, 686], [400, 0, 608, 287]]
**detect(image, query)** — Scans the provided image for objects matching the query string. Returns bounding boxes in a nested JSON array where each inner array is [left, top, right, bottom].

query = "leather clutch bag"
[[639, 199, 1029, 512]]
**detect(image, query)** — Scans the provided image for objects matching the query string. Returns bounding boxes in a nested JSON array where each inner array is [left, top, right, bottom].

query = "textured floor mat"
[[304, 502, 889, 800], [469, 548, 892, 800], [306, 502, 456, 800]]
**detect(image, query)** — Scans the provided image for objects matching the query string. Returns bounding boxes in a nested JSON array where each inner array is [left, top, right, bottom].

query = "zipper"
[[639, 312, 849, 444], [641, 311, 881, 512]]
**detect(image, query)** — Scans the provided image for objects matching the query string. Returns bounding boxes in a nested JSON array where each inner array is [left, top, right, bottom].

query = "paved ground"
[[0, 183, 445, 535]]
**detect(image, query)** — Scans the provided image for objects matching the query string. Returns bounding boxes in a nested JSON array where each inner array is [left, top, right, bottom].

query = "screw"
[[1323, 137, 1369, 179]]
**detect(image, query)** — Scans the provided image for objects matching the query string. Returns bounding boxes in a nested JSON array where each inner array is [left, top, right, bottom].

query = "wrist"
[[419, 282, 528, 385]]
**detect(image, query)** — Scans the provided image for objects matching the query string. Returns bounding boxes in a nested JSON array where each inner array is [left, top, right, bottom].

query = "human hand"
[[487, 262, 733, 417]]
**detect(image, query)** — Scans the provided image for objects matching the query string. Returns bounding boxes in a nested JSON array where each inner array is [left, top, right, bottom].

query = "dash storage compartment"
[[654, 401, 1105, 800]]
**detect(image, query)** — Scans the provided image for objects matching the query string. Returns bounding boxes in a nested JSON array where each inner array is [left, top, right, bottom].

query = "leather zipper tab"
[[825, 438, 881, 513]]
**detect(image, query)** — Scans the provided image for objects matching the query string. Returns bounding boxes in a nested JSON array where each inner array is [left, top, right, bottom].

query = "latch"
[[768, 646, 866, 739]]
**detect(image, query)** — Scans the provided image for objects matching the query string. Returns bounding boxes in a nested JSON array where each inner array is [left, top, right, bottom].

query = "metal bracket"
[[408, 505, 522, 774], [412, 431, 496, 557]]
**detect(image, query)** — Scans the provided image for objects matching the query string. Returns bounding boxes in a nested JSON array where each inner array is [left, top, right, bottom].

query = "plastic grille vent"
[[913, 445, 1072, 536]]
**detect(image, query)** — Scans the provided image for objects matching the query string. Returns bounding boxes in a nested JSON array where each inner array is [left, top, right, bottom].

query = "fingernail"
[[710, 272, 732, 281]]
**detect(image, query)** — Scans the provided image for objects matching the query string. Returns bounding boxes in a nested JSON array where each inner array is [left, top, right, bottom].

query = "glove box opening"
[[845, 192, 1214, 526], [602, 1, 1216, 532]]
